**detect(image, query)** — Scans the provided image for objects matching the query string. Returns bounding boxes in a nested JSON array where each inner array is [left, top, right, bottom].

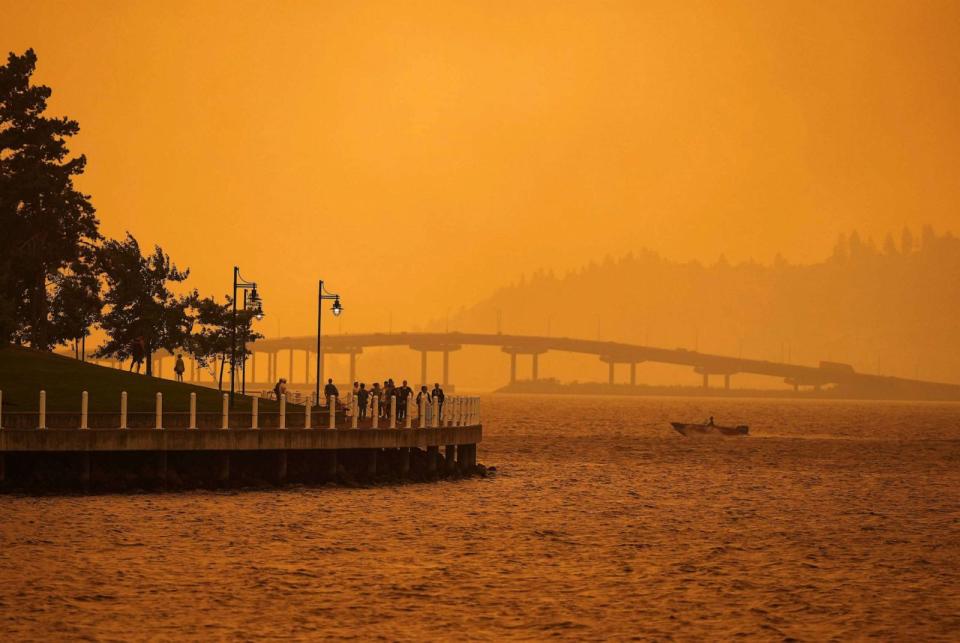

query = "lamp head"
[[331, 297, 343, 317]]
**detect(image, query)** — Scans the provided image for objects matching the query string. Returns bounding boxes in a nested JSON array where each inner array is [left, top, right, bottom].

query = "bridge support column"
[[510, 352, 517, 384], [420, 350, 428, 387], [608, 361, 615, 385], [304, 350, 310, 384], [630, 362, 637, 386], [532, 353, 539, 381], [349, 351, 357, 385], [702, 373, 709, 389], [288, 349, 294, 383], [442, 351, 450, 387], [724, 374, 731, 390]]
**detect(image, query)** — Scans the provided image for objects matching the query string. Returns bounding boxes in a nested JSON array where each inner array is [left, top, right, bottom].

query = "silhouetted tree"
[[883, 233, 898, 256], [901, 227, 914, 255], [0, 49, 99, 348], [49, 252, 102, 358], [186, 295, 262, 391], [95, 234, 192, 375]]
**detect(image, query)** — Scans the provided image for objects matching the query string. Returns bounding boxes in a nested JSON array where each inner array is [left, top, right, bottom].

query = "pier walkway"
[[0, 394, 482, 491]]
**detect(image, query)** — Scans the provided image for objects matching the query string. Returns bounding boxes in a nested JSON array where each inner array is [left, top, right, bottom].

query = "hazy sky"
[[4, 0, 959, 337]]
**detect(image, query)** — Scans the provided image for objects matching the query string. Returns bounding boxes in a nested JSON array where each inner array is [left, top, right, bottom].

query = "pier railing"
[[0, 390, 481, 431]]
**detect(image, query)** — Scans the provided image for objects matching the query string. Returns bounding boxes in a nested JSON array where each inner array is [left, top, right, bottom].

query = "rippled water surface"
[[2, 395, 959, 640]]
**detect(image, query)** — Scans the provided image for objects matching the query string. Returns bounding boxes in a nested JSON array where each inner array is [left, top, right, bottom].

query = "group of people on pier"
[[276, 377, 448, 422]]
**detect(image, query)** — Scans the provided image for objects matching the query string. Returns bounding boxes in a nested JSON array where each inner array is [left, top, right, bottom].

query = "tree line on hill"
[[0, 49, 259, 388], [443, 226, 960, 384]]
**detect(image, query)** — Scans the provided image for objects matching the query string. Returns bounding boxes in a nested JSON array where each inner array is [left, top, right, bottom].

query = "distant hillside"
[[441, 227, 960, 384]]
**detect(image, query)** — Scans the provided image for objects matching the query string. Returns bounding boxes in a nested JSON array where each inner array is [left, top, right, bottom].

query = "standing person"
[[432, 383, 446, 421], [416, 385, 431, 423], [129, 336, 145, 373], [396, 379, 413, 422], [384, 379, 395, 416], [173, 354, 186, 382], [381, 381, 390, 417], [357, 383, 369, 420], [274, 378, 288, 401], [324, 378, 339, 407]]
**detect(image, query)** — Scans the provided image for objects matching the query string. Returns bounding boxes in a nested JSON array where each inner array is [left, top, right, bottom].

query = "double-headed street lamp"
[[316, 279, 343, 404], [230, 267, 264, 404]]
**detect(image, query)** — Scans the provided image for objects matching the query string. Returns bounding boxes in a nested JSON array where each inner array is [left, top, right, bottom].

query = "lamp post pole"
[[229, 267, 263, 405], [315, 280, 323, 404], [230, 267, 239, 403]]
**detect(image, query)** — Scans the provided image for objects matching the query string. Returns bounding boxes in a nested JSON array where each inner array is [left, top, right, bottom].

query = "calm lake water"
[[1, 395, 958, 640]]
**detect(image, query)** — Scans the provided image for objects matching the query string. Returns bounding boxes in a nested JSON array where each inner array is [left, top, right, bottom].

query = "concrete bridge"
[[109, 332, 960, 400]]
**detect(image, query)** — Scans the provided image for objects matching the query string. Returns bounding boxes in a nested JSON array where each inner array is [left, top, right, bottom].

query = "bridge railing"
[[0, 390, 481, 431]]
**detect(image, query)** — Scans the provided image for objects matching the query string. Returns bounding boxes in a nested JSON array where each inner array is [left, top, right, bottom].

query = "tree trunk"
[[30, 270, 48, 349], [146, 347, 153, 376], [218, 355, 226, 391]]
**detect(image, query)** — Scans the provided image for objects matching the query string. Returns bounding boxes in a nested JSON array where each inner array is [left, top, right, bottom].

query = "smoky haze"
[[3, 0, 959, 386]]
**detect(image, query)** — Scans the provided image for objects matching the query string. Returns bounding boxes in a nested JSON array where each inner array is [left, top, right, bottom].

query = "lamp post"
[[230, 267, 264, 404], [315, 279, 343, 405]]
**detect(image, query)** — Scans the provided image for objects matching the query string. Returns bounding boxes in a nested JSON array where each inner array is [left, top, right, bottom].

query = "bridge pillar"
[[630, 362, 637, 386], [532, 353, 539, 381], [724, 374, 730, 390], [608, 361, 615, 385], [442, 351, 450, 387], [702, 373, 709, 389], [510, 352, 517, 384], [288, 349, 294, 383], [349, 351, 357, 385], [421, 350, 428, 387]]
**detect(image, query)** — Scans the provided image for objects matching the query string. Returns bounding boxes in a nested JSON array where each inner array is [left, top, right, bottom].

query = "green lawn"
[[0, 345, 289, 413]]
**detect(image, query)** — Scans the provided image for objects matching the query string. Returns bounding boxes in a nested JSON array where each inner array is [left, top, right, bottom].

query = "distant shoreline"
[[494, 380, 960, 402]]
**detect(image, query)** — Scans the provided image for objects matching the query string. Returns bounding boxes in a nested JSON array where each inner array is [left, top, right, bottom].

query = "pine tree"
[[0, 49, 99, 347]]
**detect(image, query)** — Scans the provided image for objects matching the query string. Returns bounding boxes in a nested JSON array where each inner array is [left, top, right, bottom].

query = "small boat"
[[671, 422, 749, 437]]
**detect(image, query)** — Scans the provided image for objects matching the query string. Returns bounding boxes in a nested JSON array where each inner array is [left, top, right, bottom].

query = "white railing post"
[[404, 397, 412, 429], [431, 395, 439, 428], [305, 398, 312, 429], [351, 396, 358, 429], [189, 392, 197, 429], [371, 396, 379, 429], [329, 395, 337, 429], [155, 392, 163, 429], [389, 395, 397, 429], [446, 397, 453, 427], [419, 396, 426, 428], [279, 394, 286, 429], [221, 394, 229, 429], [120, 392, 128, 429], [452, 397, 459, 426], [251, 397, 259, 429], [81, 391, 89, 429], [38, 390, 46, 429]]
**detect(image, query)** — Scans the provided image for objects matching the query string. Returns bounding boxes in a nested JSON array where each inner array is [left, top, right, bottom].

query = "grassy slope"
[[0, 345, 288, 413]]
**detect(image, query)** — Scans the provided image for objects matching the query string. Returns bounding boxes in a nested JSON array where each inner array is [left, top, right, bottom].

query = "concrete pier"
[[0, 423, 482, 492]]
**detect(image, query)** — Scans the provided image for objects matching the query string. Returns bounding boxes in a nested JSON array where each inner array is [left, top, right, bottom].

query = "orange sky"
[[3, 0, 959, 338]]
